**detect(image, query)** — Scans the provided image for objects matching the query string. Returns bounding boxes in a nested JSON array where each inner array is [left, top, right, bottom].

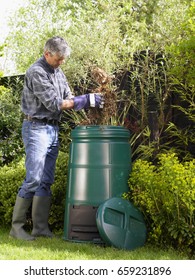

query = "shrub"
[[0, 158, 25, 225], [0, 84, 24, 166], [127, 152, 195, 254], [50, 151, 69, 232], [0, 151, 69, 232]]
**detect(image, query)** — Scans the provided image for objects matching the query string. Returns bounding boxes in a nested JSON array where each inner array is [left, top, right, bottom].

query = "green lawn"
[[0, 228, 190, 260]]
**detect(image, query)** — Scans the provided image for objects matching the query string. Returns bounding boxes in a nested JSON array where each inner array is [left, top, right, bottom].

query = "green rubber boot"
[[9, 196, 35, 241], [31, 196, 53, 238]]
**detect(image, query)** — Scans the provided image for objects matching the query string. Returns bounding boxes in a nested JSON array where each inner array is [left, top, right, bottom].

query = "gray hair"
[[44, 36, 71, 57]]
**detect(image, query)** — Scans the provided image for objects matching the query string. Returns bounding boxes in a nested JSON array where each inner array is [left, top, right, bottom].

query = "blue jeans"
[[18, 120, 59, 198]]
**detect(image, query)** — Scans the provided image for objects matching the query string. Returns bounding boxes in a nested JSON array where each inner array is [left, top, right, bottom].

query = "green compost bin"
[[63, 125, 131, 243]]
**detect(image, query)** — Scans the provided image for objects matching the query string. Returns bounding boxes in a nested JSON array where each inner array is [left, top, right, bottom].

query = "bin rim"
[[71, 125, 131, 139]]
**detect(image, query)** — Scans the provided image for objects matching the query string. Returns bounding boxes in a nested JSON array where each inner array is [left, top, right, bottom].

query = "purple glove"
[[73, 93, 104, 111]]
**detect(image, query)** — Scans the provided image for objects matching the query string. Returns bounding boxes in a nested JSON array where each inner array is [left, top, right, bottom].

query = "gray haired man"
[[10, 36, 104, 240]]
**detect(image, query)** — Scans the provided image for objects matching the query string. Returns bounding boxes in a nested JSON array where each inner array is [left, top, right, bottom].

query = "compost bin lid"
[[96, 197, 147, 250]]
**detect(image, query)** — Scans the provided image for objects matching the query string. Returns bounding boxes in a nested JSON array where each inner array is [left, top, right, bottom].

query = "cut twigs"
[[80, 67, 117, 125]]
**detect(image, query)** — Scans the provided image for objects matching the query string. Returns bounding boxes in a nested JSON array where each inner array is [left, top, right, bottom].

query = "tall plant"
[[164, 2, 195, 160]]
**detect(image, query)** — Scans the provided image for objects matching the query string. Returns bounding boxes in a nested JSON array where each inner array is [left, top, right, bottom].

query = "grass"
[[0, 228, 190, 260]]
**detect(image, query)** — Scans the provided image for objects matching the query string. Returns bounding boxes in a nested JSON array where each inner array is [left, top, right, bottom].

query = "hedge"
[[0, 151, 69, 232], [127, 152, 195, 255]]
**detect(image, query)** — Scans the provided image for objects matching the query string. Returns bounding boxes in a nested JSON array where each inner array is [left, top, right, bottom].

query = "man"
[[10, 36, 104, 241]]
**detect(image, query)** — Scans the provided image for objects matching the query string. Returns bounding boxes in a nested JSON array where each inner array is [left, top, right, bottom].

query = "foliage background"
[[4, 0, 193, 81], [2, 0, 194, 161]]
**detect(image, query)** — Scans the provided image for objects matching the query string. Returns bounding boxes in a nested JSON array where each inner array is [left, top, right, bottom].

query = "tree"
[[0, 44, 6, 76], [4, 0, 191, 79]]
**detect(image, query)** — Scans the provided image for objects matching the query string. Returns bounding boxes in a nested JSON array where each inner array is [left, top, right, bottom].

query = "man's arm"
[[60, 99, 74, 110]]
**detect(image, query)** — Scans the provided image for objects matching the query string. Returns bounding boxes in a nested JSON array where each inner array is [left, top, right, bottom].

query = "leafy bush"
[[50, 151, 69, 232], [0, 151, 69, 232], [127, 153, 195, 254], [0, 84, 24, 166], [0, 158, 25, 225]]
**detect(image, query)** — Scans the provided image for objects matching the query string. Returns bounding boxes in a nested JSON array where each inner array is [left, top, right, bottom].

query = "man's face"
[[44, 51, 65, 68]]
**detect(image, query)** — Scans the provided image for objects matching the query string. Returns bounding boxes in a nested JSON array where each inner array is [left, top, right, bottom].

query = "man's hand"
[[88, 93, 104, 108], [73, 93, 104, 111]]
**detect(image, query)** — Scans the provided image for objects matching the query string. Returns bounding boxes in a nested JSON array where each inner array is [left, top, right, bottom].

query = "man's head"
[[44, 36, 71, 68]]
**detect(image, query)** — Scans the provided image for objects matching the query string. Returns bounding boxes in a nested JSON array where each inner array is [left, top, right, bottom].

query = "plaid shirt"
[[21, 56, 74, 120]]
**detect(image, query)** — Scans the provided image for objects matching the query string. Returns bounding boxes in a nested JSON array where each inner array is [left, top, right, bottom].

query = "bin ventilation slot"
[[72, 225, 98, 233], [104, 207, 125, 228], [67, 204, 102, 241]]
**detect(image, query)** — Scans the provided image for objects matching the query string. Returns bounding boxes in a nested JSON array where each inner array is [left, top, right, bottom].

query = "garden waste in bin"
[[63, 125, 131, 243]]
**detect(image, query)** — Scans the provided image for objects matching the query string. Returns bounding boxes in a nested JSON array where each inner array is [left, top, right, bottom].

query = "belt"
[[24, 115, 59, 125]]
